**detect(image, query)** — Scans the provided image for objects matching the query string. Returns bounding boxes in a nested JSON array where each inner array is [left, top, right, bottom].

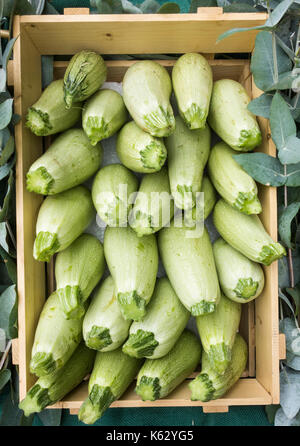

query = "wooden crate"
[[10, 7, 285, 415]]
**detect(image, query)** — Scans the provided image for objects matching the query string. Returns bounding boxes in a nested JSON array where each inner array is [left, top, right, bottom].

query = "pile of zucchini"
[[19, 51, 286, 423]]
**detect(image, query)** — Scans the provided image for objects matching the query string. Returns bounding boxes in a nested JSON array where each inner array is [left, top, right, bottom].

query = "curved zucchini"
[[122, 61, 175, 137], [33, 186, 94, 262], [78, 348, 142, 424], [135, 330, 201, 401], [27, 129, 102, 195], [104, 226, 158, 321], [172, 53, 213, 130], [189, 334, 247, 401], [30, 292, 84, 377], [122, 277, 190, 359], [83, 276, 132, 351], [129, 167, 174, 237], [26, 79, 82, 136], [92, 164, 138, 227], [20, 343, 95, 417], [213, 199, 286, 266], [82, 89, 127, 145], [116, 121, 167, 173], [184, 175, 217, 227], [196, 294, 241, 375], [63, 51, 107, 108], [213, 238, 265, 303], [158, 222, 221, 315], [208, 79, 262, 152], [55, 234, 105, 320], [165, 116, 210, 209], [208, 142, 261, 214]]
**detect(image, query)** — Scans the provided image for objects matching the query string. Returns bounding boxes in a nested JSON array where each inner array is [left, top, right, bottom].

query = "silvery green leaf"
[[0, 99, 13, 130], [0, 284, 17, 339], [279, 202, 300, 248], [278, 253, 300, 288], [285, 351, 300, 371], [121, 0, 142, 13], [286, 286, 300, 317], [0, 369, 11, 391], [140, 0, 160, 13], [247, 93, 274, 119], [280, 367, 300, 419], [279, 291, 296, 316], [280, 317, 300, 356], [275, 408, 300, 426]]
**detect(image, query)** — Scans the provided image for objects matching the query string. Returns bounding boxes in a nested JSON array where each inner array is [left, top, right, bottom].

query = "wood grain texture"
[[19, 12, 268, 55]]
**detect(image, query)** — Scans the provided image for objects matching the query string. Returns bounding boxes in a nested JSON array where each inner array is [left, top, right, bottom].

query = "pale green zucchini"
[[208, 79, 262, 152], [26, 129, 102, 195], [55, 234, 105, 320], [30, 292, 84, 377], [26, 79, 81, 136], [104, 226, 158, 321], [82, 89, 127, 145], [83, 276, 132, 351], [196, 294, 241, 375], [158, 222, 221, 315], [208, 142, 261, 214], [116, 121, 167, 173], [33, 186, 94, 262], [189, 334, 247, 401], [165, 116, 210, 209], [63, 51, 107, 108], [20, 343, 95, 417], [135, 330, 201, 401], [122, 277, 190, 359], [213, 238, 265, 303], [122, 61, 175, 137], [184, 175, 217, 227], [92, 164, 138, 227], [213, 199, 286, 266], [172, 53, 213, 130], [129, 167, 174, 237], [78, 348, 142, 424]]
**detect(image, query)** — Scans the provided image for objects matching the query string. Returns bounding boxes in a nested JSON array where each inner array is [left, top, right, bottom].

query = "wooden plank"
[[12, 339, 19, 365], [19, 13, 268, 55], [7, 60, 13, 86], [64, 8, 90, 15], [13, 18, 46, 400], [251, 78, 280, 404], [49, 379, 272, 410], [52, 59, 247, 83], [279, 333, 286, 360], [202, 406, 229, 413]]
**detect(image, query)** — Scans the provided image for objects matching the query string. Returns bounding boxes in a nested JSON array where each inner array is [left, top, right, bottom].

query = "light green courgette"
[[213, 238, 265, 303], [27, 129, 102, 195], [135, 330, 201, 401], [122, 277, 190, 359], [55, 234, 105, 320], [83, 276, 132, 352], [184, 175, 217, 227], [172, 53, 213, 130], [104, 226, 158, 321], [213, 199, 286, 266]]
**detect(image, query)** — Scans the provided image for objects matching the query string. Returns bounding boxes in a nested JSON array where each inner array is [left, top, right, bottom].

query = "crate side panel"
[[252, 80, 279, 403], [20, 13, 268, 55], [14, 21, 46, 399]]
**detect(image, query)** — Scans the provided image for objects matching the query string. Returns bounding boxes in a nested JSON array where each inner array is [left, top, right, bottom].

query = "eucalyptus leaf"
[[247, 93, 273, 119], [233, 152, 286, 187], [42, 1, 59, 14], [140, 0, 160, 13], [285, 350, 300, 371], [280, 367, 300, 419], [121, 0, 142, 13], [28, 0, 45, 14], [286, 163, 300, 187], [279, 290, 296, 316], [0, 369, 11, 392], [14, 0, 35, 14], [279, 202, 300, 248], [0, 284, 17, 339], [250, 31, 292, 92], [278, 253, 300, 288], [0, 222, 9, 253], [267, 70, 300, 92], [286, 286, 300, 318], [37, 409, 62, 426], [265, 404, 280, 425], [280, 317, 300, 357], [189, 0, 217, 11], [0, 170, 14, 223], [0, 246, 17, 285], [217, 0, 295, 42], [275, 407, 300, 426], [0, 135, 14, 167], [158, 2, 180, 13], [0, 99, 13, 131], [0, 153, 16, 181]]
